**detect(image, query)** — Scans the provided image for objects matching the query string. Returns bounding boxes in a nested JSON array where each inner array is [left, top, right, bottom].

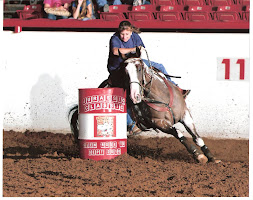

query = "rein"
[[125, 49, 176, 124], [141, 70, 176, 124], [132, 57, 176, 124], [130, 81, 142, 86]]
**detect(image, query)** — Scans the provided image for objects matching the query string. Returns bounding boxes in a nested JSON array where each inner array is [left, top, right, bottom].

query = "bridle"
[[125, 57, 147, 100], [125, 54, 176, 124]]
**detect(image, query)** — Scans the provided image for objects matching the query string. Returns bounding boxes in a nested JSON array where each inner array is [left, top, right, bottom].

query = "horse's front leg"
[[181, 108, 221, 163], [151, 118, 208, 164]]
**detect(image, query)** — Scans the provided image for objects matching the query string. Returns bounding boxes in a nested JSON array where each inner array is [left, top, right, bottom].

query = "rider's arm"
[[112, 47, 136, 56]]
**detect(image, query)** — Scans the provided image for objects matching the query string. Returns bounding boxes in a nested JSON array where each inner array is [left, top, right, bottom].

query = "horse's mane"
[[124, 58, 142, 63]]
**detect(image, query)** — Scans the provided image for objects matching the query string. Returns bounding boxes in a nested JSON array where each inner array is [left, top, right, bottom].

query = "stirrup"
[[128, 124, 142, 136]]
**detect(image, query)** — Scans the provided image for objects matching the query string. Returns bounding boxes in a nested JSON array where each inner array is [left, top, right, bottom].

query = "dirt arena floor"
[[3, 130, 249, 197]]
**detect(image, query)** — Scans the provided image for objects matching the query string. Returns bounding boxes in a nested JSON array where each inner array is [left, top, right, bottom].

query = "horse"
[[68, 47, 220, 164]]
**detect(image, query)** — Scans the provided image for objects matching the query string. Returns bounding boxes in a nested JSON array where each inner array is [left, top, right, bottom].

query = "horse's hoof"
[[208, 157, 222, 163], [197, 154, 208, 164], [214, 159, 222, 164], [212, 158, 222, 164]]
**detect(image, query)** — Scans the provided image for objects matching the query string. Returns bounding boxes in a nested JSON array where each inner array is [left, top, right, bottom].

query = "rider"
[[107, 20, 190, 135]]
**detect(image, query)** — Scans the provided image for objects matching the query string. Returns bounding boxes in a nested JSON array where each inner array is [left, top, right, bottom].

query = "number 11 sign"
[[217, 58, 249, 81]]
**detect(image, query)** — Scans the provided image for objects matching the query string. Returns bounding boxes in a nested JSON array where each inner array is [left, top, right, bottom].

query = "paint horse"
[[68, 47, 220, 163], [111, 47, 220, 164]]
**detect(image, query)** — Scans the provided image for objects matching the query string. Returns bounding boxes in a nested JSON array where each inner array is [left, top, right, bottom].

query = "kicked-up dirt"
[[3, 130, 249, 197]]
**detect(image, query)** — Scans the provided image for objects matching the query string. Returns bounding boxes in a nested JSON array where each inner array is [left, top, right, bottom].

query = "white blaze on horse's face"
[[139, 46, 146, 59], [125, 59, 142, 104]]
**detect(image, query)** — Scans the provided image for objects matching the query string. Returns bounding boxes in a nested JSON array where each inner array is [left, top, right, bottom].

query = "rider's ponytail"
[[118, 21, 141, 34]]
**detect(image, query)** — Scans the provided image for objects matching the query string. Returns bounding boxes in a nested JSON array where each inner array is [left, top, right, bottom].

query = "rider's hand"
[[130, 47, 136, 54], [138, 45, 144, 52]]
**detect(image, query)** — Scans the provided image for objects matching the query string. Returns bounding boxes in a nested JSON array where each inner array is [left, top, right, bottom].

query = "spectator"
[[132, 0, 150, 5], [96, 0, 122, 12], [44, 0, 70, 19], [72, 0, 96, 21], [44, 0, 70, 20]]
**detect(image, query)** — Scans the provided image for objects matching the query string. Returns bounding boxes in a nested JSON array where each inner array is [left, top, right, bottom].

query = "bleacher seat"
[[238, 0, 250, 5], [100, 5, 131, 21], [242, 5, 249, 20], [154, 0, 177, 5], [182, 0, 206, 5], [128, 5, 157, 20], [185, 5, 213, 20], [209, 0, 234, 6], [157, 5, 185, 20], [214, 5, 242, 21], [4, 3, 26, 18], [16, 4, 43, 20]]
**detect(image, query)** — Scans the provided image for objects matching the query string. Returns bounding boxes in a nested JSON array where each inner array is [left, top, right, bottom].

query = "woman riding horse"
[[68, 21, 220, 163], [107, 21, 190, 135]]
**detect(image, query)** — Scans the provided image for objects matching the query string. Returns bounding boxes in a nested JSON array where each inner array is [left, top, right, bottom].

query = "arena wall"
[[1, 31, 250, 138]]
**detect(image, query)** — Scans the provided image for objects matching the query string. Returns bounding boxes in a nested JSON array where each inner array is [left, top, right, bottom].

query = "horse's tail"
[[68, 104, 79, 144], [98, 79, 109, 88]]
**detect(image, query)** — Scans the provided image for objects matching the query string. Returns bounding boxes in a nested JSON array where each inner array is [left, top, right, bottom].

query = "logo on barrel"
[[94, 116, 116, 137], [81, 94, 126, 113]]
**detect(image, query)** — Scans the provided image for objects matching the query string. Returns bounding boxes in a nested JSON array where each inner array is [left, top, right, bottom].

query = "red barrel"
[[78, 88, 127, 160]]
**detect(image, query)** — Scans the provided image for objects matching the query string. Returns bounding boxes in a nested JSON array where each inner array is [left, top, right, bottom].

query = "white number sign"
[[217, 58, 249, 81]]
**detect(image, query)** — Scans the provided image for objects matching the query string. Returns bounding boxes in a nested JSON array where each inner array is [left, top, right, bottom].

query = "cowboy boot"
[[128, 123, 142, 136]]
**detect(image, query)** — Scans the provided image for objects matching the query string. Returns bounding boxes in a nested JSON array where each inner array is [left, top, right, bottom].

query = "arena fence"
[[3, 0, 250, 32]]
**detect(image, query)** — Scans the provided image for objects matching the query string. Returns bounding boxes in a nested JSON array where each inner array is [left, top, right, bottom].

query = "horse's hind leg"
[[68, 105, 79, 145], [181, 108, 220, 163], [170, 128, 208, 164], [151, 117, 208, 163]]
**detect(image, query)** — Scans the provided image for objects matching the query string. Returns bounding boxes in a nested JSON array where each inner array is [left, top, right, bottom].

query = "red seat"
[[242, 5, 249, 20], [185, 5, 213, 21], [154, 0, 177, 5], [100, 5, 131, 21], [16, 4, 43, 20], [239, 0, 250, 5], [209, 0, 233, 6], [182, 0, 206, 5], [157, 5, 184, 20], [214, 5, 242, 21], [128, 5, 157, 21]]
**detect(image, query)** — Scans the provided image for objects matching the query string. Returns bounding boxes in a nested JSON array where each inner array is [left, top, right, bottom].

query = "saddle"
[[149, 66, 191, 99], [107, 66, 190, 99]]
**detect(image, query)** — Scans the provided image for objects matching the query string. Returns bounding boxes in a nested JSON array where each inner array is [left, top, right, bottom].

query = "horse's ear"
[[118, 49, 127, 60], [136, 46, 141, 58]]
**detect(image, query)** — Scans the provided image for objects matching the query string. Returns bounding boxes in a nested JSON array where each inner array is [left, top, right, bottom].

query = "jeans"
[[142, 59, 177, 85], [47, 14, 68, 20], [96, 0, 122, 9], [69, 15, 97, 21], [133, 0, 151, 5], [81, 15, 96, 21], [127, 108, 134, 127], [143, 0, 151, 4]]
